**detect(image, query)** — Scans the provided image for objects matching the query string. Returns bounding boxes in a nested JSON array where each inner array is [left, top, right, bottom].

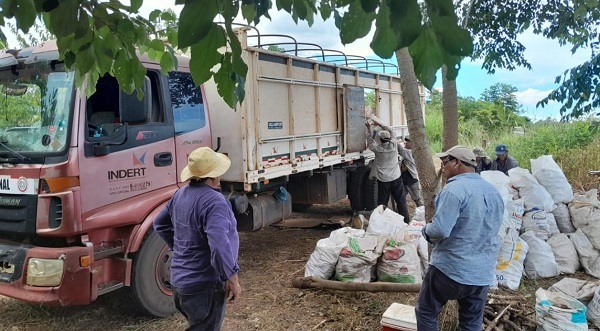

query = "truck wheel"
[[348, 166, 369, 211], [362, 169, 378, 211], [129, 230, 176, 317]]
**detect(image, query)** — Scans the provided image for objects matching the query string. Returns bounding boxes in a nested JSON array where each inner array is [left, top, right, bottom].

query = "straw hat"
[[180, 147, 231, 182]]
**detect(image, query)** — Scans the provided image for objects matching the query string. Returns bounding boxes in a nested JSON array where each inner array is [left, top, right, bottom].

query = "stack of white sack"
[[304, 227, 366, 279]]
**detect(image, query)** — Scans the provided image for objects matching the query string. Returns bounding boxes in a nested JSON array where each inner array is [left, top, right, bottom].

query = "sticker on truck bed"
[[268, 122, 283, 129], [0, 176, 38, 195]]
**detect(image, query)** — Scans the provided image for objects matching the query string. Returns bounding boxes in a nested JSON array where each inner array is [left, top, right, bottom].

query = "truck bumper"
[[0, 242, 91, 306]]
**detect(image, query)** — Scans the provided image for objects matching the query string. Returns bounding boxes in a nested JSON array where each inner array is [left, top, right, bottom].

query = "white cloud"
[[514, 88, 561, 120]]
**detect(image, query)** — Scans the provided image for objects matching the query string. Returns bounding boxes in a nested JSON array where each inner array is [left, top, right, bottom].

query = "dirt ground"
[[0, 199, 598, 331]]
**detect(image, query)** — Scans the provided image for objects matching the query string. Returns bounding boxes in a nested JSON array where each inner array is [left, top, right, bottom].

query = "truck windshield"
[[0, 63, 74, 157]]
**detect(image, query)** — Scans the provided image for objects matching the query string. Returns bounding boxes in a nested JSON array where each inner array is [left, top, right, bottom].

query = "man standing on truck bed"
[[416, 145, 504, 331], [154, 147, 242, 331], [366, 118, 409, 221]]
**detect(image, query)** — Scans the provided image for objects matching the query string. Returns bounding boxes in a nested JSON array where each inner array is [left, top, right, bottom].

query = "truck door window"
[[168, 72, 205, 134], [84, 71, 174, 156]]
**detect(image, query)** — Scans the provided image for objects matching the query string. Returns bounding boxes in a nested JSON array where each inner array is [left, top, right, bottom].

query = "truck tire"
[[348, 166, 369, 211], [362, 169, 378, 211], [129, 230, 176, 317]]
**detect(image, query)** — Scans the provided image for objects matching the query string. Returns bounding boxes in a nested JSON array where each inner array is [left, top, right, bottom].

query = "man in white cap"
[[365, 118, 409, 221], [416, 145, 504, 331], [154, 147, 242, 331]]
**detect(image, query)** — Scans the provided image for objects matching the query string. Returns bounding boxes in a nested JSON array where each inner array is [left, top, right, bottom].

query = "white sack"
[[506, 198, 524, 231], [377, 239, 421, 284], [521, 209, 551, 240], [401, 220, 429, 278], [531, 155, 574, 204], [521, 230, 558, 279], [570, 229, 600, 278], [367, 205, 406, 237], [508, 167, 555, 212], [481, 170, 511, 241], [588, 287, 600, 328], [413, 206, 425, 223], [546, 212, 560, 236], [496, 229, 529, 290], [548, 277, 600, 305], [569, 189, 600, 229], [553, 203, 575, 233], [304, 228, 365, 279], [535, 288, 588, 331], [335, 235, 381, 282], [546, 234, 580, 274]]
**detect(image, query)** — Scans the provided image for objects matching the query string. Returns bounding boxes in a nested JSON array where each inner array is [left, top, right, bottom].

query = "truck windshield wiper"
[[0, 141, 30, 163]]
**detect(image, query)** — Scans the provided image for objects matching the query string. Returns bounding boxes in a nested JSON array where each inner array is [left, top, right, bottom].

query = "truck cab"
[[0, 41, 208, 316]]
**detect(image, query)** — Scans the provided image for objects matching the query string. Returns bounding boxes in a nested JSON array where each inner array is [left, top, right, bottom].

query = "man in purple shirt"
[[154, 147, 241, 331]]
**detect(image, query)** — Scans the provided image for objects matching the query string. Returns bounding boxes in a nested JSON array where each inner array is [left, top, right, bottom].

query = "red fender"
[[127, 200, 169, 254]]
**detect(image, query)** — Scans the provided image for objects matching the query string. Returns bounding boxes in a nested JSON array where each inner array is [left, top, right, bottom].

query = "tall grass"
[[424, 112, 600, 190]]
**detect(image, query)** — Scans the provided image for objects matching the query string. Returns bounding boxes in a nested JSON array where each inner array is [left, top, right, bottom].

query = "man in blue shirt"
[[154, 147, 242, 331], [416, 145, 504, 331]]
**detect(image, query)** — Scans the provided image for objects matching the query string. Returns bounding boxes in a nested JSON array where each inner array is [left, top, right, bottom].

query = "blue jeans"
[[173, 281, 227, 331], [415, 266, 488, 331]]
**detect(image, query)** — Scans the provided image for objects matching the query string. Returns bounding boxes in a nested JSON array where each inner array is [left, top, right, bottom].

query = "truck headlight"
[[26, 258, 64, 287]]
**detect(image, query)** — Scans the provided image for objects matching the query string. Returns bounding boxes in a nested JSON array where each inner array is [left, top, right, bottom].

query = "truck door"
[[343, 85, 368, 153], [78, 71, 177, 217]]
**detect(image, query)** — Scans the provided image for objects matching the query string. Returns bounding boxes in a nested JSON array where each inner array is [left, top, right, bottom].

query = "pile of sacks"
[[304, 205, 429, 284], [481, 155, 600, 294]]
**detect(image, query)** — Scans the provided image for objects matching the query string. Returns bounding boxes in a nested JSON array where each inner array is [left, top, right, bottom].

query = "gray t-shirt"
[[368, 126, 401, 182]]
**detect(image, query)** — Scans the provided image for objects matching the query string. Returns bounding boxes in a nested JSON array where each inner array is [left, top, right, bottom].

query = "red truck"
[[0, 28, 423, 316]]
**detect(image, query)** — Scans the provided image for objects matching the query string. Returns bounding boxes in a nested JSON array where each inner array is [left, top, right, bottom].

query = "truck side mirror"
[[119, 76, 152, 125]]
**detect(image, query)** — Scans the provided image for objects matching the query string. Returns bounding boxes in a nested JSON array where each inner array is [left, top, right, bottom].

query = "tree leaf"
[[130, 0, 143, 12], [178, 0, 218, 48], [319, 1, 332, 20], [214, 52, 237, 108], [277, 0, 293, 12], [149, 9, 161, 21], [93, 38, 114, 73], [160, 50, 175, 73], [189, 24, 227, 85], [388, 0, 422, 49], [13, 0, 36, 33], [432, 16, 473, 56], [293, 0, 308, 20], [360, 0, 379, 13], [340, 0, 376, 45], [149, 39, 165, 52], [75, 42, 96, 77], [408, 27, 444, 89], [369, 0, 396, 58]]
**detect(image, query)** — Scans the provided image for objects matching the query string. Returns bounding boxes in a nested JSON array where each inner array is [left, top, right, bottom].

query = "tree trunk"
[[395, 48, 439, 221], [442, 65, 459, 150], [292, 276, 421, 293]]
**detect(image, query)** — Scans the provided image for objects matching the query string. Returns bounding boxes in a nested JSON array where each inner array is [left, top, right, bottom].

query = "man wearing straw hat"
[[416, 145, 504, 331], [154, 147, 242, 331]]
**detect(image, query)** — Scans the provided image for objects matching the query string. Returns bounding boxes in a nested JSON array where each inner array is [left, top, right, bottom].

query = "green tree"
[[267, 45, 285, 52], [480, 83, 521, 114]]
